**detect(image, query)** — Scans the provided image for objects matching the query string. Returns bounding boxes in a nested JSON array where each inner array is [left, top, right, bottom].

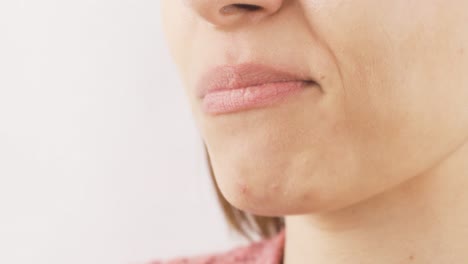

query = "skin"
[[161, 0, 468, 263]]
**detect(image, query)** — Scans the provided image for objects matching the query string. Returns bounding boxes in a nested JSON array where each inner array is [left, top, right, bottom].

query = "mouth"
[[196, 63, 319, 115]]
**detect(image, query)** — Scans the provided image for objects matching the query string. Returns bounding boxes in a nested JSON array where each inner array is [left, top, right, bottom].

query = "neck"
[[284, 141, 468, 264]]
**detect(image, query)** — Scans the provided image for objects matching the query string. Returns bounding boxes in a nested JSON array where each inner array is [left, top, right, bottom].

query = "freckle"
[[460, 48, 464, 55], [409, 254, 414, 261], [320, 75, 325, 80]]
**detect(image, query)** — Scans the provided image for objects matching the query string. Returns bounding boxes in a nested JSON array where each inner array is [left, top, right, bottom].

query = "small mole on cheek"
[[408, 254, 414, 261]]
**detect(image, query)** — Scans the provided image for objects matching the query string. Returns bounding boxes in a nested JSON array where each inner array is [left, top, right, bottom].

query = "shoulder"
[[149, 230, 285, 264]]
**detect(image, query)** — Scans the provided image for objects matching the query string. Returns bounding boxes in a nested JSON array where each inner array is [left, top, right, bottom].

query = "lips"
[[196, 63, 317, 114]]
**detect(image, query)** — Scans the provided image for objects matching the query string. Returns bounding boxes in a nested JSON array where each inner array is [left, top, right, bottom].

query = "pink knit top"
[[150, 230, 285, 264]]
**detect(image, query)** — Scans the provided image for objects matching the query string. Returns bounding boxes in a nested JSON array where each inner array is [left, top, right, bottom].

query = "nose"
[[186, 0, 285, 27]]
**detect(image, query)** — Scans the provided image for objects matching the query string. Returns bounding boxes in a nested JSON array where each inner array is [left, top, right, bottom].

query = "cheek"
[[290, 0, 468, 212], [330, 0, 468, 194]]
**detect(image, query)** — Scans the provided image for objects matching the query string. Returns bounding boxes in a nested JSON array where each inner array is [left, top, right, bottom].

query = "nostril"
[[232, 4, 262, 11], [220, 3, 263, 15]]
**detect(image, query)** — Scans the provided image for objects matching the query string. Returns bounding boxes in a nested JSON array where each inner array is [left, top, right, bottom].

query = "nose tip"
[[186, 0, 284, 27]]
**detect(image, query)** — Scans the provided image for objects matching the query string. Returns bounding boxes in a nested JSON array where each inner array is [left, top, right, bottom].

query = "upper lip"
[[196, 63, 315, 99]]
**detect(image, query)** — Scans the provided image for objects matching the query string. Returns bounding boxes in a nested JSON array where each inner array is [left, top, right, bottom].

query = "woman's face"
[[162, 0, 468, 215]]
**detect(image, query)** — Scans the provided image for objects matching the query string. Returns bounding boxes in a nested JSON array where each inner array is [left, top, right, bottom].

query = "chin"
[[209, 145, 384, 217], [211, 158, 331, 217]]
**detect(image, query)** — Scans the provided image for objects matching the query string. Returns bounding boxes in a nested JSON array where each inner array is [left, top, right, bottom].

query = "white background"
[[0, 1, 245, 263]]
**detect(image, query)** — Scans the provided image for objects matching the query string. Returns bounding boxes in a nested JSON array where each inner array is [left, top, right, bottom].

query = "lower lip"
[[202, 81, 310, 115]]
